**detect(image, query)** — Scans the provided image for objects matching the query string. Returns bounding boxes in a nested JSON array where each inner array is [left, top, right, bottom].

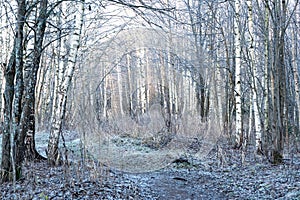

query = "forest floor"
[[0, 131, 300, 199]]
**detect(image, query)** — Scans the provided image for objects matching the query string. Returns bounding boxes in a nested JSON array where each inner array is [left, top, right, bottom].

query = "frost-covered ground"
[[0, 131, 300, 199]]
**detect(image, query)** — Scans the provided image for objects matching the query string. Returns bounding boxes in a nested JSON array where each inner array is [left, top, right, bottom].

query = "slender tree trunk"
[[292, 13, 300, 137], [186, 0, 206, 120], [117, 64, 124, 115], [0, 2, 6, 123], [263, 3, 270, 153], [247, 0, 263, 153], [48, 0, 85, 166], [234, 0, 243, 148], [158, 51, 171, 131], [102, 62, 108, 118], [137, 48, 147, 114], [126, 54, 134, 117]]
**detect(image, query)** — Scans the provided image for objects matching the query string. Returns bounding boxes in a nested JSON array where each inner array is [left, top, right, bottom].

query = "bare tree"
[[234, 0, 243, 148], [47, 0, 85, 166]]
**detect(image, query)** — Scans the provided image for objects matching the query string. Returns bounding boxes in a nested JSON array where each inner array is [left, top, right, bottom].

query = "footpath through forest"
[[0, 131, 300, 199]]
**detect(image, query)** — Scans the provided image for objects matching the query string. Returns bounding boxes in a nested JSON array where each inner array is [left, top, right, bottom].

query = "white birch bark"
[[117, 63, 124, 115], [48, 0, 85, 165], [247, 0, 262, 152], [138, 48, 147, 113], [167, 44, 174, 115], [234, 0, 242, 147], [51, 1, 67, 126], [214, 54, 224, 130]]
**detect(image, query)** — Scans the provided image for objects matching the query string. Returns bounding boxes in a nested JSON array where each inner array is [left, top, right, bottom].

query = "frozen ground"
[[0, 131, 300, 199]]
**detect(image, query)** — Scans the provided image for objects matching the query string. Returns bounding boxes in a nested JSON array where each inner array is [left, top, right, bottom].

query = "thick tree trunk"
[[21, 0, 48, 162], [1, 45, 16, 182], [1, 0, 26, 182], [266, 0, 287, 164]]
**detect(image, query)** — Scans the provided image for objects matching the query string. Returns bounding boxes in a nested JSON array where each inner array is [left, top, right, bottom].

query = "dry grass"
[[79, 109, 223, 173]]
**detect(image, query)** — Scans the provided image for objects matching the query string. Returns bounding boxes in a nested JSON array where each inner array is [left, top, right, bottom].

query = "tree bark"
[[266, 0, 288, 163], [1, 0, 26, 182], [22, 0, 48, 161], [1, 42, 16, 182], [247, 0, 263, 153], [234, 0, 243, 148], [48, 0, 85, 166]]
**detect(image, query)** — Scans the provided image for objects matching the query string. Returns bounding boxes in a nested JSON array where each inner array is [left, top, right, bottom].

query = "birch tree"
[[234, 0, 243, 148], [246, 0, 262, 153], [47, 0, 85, 166], [117, 62, 124, 115]]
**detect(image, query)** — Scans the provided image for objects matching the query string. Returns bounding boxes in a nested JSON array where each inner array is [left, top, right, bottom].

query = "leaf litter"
[[0, 131, 300, 199]]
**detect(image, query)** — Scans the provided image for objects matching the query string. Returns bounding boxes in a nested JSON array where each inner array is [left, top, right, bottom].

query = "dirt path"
[[123, 168, 226, 199]]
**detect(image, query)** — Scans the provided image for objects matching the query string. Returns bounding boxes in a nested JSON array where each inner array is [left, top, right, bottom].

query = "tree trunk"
[[126, 54, 133, 117], [48, 0, 85, 166], [22, 0, 48, 161], [1, 43, 16, 182], [234, 0, 243, 148], [0, 2, 6, 123], [158, 51, 171, 132], [292, 13, 300, 138], [1, 0, 26, 182], [247, 0, 262, 153], [263, 3, 270, 153], [267, 0, 287, 164], [117, 63, 124, 116], [185, 0, 207, 120]]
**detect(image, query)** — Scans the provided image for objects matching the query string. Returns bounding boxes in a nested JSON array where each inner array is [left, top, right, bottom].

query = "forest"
[[0, 0, 300, 199]]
